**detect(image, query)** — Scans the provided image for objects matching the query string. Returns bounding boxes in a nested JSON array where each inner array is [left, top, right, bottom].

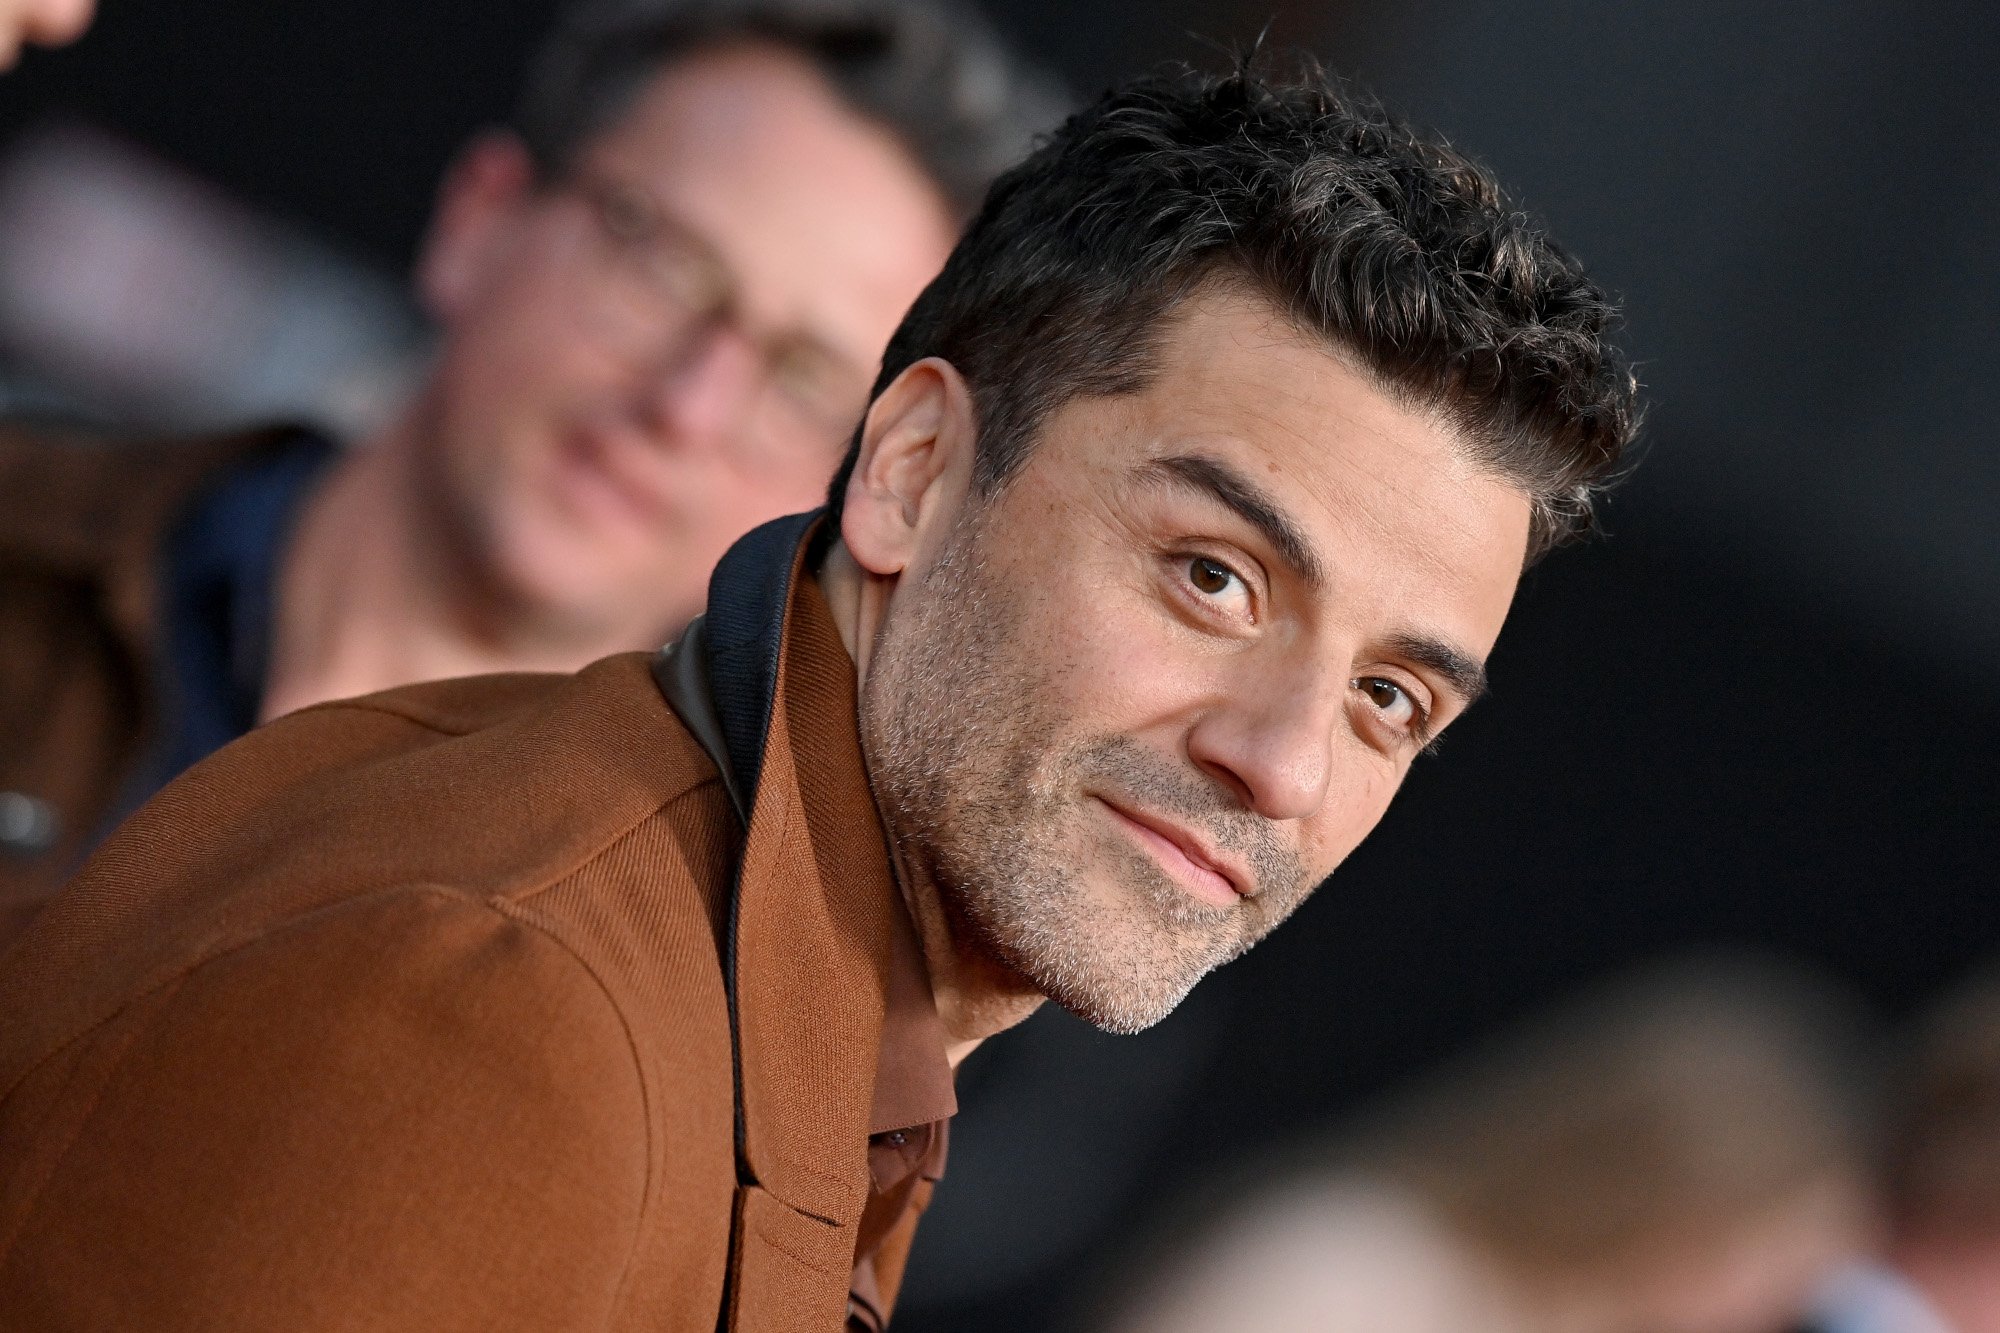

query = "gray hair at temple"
[[515, 0, 1071, 217]]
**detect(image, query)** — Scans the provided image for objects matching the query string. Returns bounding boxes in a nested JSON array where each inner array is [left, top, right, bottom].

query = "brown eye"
[[1354, 676, 1419, 730], [1188, 557, 1234, 595]]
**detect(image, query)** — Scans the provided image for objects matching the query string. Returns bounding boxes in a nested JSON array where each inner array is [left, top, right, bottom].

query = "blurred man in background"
[[1111, 960, 1875, 1333], [1812, 966, 2000, 1333], [0, 0, 1061, 936], [0, 0, 91, 67]]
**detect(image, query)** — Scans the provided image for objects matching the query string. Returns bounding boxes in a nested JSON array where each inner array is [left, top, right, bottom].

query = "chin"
[[480, 501, 646, 623], [1043, 971, 1203, 1037], [993, 901, 1218, 1037]]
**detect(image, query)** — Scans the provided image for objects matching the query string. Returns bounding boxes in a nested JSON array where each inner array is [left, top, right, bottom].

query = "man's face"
[[860, 289, 1532, 1033], [417, 43, 956, 640]]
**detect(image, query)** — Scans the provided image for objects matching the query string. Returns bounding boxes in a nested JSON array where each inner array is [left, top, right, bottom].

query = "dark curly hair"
[[826, 60, 1640, 560]]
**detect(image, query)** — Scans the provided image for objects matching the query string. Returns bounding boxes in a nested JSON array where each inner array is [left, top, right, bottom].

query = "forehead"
[[1023, 287, 1532, 645], [575, 42, 957, 357]]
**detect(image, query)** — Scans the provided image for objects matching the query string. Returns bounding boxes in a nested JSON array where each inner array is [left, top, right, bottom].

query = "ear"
[[838, 358, 978, 579], [414, 130, 538, 324]]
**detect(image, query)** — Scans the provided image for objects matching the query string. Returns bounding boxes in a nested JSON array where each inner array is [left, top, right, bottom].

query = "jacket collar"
[[654, 513, 955, 1225], [694, 511, 823, 819]]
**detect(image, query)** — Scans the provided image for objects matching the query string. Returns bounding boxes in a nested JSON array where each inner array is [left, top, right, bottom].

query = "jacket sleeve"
[[0, 887, 651, 1332]]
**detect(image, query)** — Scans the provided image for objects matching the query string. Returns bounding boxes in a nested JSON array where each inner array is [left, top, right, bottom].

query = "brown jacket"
[[0, 424, 292, 938], [0, 515, 954, 1330]]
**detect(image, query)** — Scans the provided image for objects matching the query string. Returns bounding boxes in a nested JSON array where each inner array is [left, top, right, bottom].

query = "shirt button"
[[0, 792, 59, 856]]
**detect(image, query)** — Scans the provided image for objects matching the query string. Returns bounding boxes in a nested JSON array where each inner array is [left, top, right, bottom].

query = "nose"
[[642, 325, 762, 456], [1185, 663, 1340, 823]]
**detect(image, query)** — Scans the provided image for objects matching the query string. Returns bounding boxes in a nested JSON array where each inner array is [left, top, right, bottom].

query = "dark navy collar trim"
[[678, 507, 826, 1238], [698, 509, 825, 822]]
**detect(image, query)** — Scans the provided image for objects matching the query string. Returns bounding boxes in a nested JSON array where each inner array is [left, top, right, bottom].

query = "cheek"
[[1299, 762, 1403, 879], [443, 266, 611, 414], [1007, 560, 1212, 729]]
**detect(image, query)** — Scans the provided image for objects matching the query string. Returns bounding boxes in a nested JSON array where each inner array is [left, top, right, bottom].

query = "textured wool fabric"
[[0, 526, 951, 1330]]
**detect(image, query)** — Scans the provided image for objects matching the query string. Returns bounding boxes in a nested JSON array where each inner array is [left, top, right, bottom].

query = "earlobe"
[[838, 358, 977, 579], [415, 130, 537, 323]]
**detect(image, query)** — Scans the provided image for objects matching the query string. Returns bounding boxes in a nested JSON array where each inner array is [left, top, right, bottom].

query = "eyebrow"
[[1388, 632, 1489, 709], [1137, 452, 1490, 710], [1139, 452, 1328, 589]]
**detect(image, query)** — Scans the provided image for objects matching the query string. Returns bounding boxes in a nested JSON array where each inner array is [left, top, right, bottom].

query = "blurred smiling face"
[[857, 287, 1533, 1033], [415, 42, 957, 640]]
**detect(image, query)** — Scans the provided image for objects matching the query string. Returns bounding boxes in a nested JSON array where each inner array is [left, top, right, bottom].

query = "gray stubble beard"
[[859, 513, 1310, 1035]]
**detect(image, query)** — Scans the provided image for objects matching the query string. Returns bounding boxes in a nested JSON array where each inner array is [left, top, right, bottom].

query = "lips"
[[1094, 796, 1252, 908]]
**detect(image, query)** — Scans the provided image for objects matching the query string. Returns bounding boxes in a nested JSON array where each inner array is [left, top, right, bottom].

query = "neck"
[[819, 540, 1047, 1060], [261, 407, 641, 722]]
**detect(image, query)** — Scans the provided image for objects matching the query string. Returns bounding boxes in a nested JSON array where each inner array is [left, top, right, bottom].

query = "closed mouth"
[[1093, 795, 1251, 906]]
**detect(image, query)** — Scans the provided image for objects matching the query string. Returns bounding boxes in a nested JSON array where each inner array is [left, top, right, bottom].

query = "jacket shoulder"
[[0, 655, 747, 1325], [0, 653, 734, 1091], [0, 884, 672, 1329]]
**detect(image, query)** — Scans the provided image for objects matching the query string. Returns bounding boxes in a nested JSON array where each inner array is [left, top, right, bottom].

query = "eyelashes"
[[1184, 554, 1252, 614], [1169, 547, 1438, 752]]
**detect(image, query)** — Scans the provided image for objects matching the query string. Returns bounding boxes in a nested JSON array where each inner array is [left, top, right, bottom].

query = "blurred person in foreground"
[[0, 0, 1060, 935], [1811, 967, 2000, 1333], [0, 0, 90, 67], [0, 62, 1639, 1330], [1109, 961, 1875, 1333]]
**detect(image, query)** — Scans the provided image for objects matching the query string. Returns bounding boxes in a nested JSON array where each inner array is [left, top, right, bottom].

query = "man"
[[0, 64, 1640, 1330], [0, 0, 1056, 933], [1114, 961, 1872, 1333], [0, 0, 90, 67], [1810, 966, 2000, 1333]]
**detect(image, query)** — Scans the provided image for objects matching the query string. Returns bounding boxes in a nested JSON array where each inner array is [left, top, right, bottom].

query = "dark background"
[[5, 2, 1997, 1328]]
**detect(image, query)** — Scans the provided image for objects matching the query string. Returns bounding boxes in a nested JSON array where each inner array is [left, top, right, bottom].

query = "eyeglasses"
[[559, 169, 872, 457]]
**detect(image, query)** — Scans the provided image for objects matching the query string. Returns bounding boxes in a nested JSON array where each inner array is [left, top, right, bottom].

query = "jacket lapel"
[[668, 514, 913, 1328]]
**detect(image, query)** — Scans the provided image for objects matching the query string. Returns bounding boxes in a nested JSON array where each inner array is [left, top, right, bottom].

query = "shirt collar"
[[869, 858, 957, 1135]]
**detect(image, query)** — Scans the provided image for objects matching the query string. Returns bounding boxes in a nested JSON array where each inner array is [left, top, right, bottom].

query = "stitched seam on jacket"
[[288, 694, 726, 856], [490, 893, 657, 1315], [295, 693, 511, 735], [751, 1195, 845, 1274], [0, 774, 725, 1118], [0, 971, 191, 1268], [0, 887, 654, 1294], [503, 777, 726, 919], [491, 778, 740, 1314]]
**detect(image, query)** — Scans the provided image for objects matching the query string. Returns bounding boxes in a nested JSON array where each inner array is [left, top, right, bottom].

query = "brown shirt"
[[0, 514, 952, 1330], [849, 907, 957, 1330]]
